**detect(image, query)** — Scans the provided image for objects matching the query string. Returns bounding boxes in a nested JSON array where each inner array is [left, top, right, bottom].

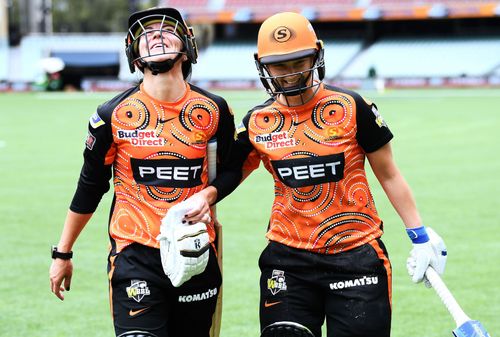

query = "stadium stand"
[[341, 37, 500, 79], [160, 0, 500, 23], [192, 43, 256, 81], [223, 0, 358, 21], [191, 39, 363, 82], [3, 0, 500, 90], [14, 34, 130, 83]]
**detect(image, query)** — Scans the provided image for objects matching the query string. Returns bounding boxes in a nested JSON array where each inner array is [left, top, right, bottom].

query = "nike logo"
[[158, 117, 177, 123], [292, 119, 308, 126], [264, 300, 282, 308], [129, 307, 149, 316]]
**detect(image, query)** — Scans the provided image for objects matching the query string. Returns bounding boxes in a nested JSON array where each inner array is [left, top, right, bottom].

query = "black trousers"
[[259, 240, 392, 337], [108, 243, 221, 337]]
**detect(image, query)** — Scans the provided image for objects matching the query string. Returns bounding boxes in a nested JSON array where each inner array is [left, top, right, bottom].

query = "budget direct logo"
[[254, 131, 295, 149], [117, 129, 165, 146]]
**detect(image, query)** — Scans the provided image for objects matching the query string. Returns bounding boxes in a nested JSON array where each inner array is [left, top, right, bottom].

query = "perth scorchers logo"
[[273, 26, 292, 42]]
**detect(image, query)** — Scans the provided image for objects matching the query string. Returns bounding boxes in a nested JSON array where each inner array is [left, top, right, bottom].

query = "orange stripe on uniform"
[[108, 254, 117, 321], [369, 239, 393, 309]]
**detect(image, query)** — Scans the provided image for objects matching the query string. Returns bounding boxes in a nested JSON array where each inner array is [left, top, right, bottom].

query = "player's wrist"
[[203, 185, 218, 206], [51, 245, 73, 260], [406, 226, 430, 244]]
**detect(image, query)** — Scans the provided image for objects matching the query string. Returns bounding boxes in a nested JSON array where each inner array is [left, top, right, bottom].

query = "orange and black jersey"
[[233, 83, 393, 254], [70, 82, 236, 254]]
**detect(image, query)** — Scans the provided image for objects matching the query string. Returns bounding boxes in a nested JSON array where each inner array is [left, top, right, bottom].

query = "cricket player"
[[227, 12, 447, 337], [49, 7, 237, 337]]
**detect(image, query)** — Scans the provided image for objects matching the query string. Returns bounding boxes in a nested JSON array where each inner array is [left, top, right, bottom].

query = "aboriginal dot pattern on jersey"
[[246, 87, 383, 254], [114, 98, 150, 130], [107, 88, 220, 253]]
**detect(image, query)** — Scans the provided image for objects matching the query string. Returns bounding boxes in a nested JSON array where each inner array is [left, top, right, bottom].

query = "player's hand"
[[49, 259, 73, 300], [406, 227, 447, 287], [182, 190, 214, 225]]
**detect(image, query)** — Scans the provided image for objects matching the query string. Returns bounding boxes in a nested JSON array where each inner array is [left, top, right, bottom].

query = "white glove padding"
[[157, 202, 210, 287], [406, 227, 447, 287]]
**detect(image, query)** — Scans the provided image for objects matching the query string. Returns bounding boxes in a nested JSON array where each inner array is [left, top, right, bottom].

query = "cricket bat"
[[208, 139, 223, 337], [425, 267, 491, 337]]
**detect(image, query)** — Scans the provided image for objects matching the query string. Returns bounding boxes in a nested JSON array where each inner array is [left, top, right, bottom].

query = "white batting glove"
[[169, 222, 210, 287], [157, 201, 210, 287], [406, 227, 447, 288]]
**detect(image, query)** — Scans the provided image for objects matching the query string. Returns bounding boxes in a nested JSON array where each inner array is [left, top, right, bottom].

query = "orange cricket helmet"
[[255, 12, 325, 102]]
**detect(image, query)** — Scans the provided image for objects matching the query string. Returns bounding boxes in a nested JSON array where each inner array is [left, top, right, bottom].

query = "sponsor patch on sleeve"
[[371, 105, 387, 128], [86, 132, 96, 150], [90, 112, 105, 128], [236, 121, 246, 134]]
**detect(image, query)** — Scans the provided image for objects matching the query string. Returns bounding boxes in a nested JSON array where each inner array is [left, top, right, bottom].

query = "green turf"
[[0, 88, 498, 336]]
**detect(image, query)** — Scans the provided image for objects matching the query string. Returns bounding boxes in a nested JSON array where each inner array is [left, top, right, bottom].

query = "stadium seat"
[[342, 37, 500, 78], [192, 43, 256, 81], [15, 34, 127, 82], [191, 40, 363, 82]]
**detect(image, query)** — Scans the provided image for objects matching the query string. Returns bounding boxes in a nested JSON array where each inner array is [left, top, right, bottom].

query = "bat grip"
[[207, 139, 217, 184], [425, 267, 470, 327], [207, 139, 217, 217]]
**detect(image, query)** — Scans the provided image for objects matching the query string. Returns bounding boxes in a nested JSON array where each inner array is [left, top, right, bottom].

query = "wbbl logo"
[[267, 269, 287, 295], [126, 280, 151, 303]]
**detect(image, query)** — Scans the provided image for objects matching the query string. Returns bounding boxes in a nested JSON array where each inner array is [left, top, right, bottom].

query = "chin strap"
[[144, 53, 184, 75], [280, 71, 313, 97]]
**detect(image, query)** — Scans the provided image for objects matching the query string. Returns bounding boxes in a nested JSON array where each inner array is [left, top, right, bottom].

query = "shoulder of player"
[[188, 83, 230, 111], [243, 97, 275, 121], [96, 84, 140, 122], [323, 83, 373, 109]]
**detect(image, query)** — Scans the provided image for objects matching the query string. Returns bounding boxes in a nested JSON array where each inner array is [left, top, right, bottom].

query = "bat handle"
[[425, 267, 471, 327], [207, 139, 217, 217], [207, 139, 217, 184]]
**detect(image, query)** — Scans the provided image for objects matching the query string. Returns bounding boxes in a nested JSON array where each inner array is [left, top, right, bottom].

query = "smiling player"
[[49, 7, 236, 337], [228, 12, 447, 337]]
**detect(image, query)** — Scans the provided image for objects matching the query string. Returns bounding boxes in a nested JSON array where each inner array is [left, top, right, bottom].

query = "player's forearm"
[[379, 174, 422, 229], [56, 210, 93, 252], [210, 168, 242, 203]]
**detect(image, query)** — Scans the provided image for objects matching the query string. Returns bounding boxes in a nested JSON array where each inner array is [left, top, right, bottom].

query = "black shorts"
[[259, 240, 392, 337], [108, 243, 222, 337]]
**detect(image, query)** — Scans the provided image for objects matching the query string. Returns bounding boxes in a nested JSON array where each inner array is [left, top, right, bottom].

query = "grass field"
[[1, 88, 499, 337]]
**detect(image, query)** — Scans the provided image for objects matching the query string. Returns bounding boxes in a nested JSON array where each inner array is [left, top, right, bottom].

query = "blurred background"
[[1, 2, 499, 336], [2, 0, 500, 92]]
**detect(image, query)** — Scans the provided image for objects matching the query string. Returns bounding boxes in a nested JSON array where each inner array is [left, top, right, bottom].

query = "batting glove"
[[406, 227, 447, 288], [157, 202, 210, 287]]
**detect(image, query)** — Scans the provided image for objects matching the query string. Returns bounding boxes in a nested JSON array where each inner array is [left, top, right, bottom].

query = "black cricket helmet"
[[125, 7, 198, 77]]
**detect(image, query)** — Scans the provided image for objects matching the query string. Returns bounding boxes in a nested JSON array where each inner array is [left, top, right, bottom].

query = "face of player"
[[138, 22, 185, 63], [266, 56, 314, 94]]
